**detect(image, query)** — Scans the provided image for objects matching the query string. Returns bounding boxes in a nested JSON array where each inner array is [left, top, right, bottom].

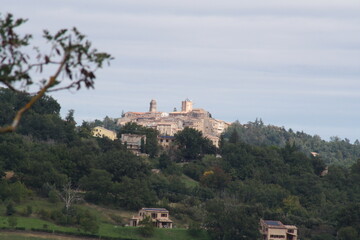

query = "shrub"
[[138, 216, 155, 238], [8, 217, 17, 228], [48, 189, 60, 203], [25, 205, 32, 216], [6, 202, 16, 216], [38, 208, 50, 220], [187, 221, 202, 237]]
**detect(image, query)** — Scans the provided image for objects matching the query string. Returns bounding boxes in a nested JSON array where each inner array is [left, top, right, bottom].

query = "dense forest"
[[1, 88, 360, 240], [224, 119, 360, 166]]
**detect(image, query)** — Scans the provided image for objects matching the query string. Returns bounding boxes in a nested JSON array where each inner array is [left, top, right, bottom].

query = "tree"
[[56, 182, 82, 214], [174, 127, 216, 161], [338, 226, 359, 240], [0, 13, 112, 133], [204, 199, 260, 240], [79, 210, 99, 234], [79, 169, 113, 203], [200, 166, 231, 190], [6, 202, 16, 216]]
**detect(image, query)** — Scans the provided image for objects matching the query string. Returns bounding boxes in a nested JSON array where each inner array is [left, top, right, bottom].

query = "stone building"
[[181, 98, 193, 112], [158, 135, 176, 147], [120, 134, 146, 153]]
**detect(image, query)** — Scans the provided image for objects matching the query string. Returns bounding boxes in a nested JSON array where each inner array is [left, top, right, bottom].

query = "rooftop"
[[262, 220, 287, 229], [264, 220, 283, 226], [142, 208, 169, 212]]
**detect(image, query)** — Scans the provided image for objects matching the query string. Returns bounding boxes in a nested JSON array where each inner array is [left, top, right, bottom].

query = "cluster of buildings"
[[91, 99, 230, 153], [129, 208, 298, 240], [117, 99, 230, 147]]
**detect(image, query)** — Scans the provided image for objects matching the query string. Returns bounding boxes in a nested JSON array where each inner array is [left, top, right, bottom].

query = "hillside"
[[2, 89, 360, 239], [223, 119, 360, 166]]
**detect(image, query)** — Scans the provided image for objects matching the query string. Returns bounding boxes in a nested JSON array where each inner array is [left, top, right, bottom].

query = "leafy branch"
[[0, 13, 113, 133]]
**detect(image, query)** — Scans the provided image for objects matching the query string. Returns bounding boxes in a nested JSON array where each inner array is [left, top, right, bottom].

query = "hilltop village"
[[117, 99, 230, 147]]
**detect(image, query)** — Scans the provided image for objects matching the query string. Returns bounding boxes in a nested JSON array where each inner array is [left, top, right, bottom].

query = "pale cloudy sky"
[[3, 0, 360, 141]]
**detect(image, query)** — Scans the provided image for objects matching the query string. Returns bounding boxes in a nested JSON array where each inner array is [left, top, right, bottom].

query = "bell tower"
[[149, 99, 157, 112]]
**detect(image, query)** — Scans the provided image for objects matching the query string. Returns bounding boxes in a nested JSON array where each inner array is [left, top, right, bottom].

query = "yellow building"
[[92, 126, 117, 141], [260, 219, 298, 240]]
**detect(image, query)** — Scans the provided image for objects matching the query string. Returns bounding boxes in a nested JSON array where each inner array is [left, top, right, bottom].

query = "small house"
[[130, 208, 173, 228], [260, 219, 298, 240]]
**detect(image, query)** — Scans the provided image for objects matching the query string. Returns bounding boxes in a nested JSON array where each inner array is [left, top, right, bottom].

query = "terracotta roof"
[[129, 112, 146, 114]]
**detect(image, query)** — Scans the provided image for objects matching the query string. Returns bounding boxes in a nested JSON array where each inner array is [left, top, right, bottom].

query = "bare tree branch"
[[0, 13, 112, 134], [56, 181, 82, 214]]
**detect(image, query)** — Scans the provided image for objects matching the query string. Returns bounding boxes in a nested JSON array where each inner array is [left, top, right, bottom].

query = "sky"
[[3, 0, 360, 142]]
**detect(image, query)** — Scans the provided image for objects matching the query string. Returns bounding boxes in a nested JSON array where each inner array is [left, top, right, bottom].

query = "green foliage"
[[7, 216, 17, 228], [204, 199, 260, 240], [99, 150, 150, 182], [338, 226, 359, 240], [174, 127, 216, 161], [79, 168, 113, 203], [6, 202, 16, 216], [112, 177, 157, 210], [85, 116, 119, 132], [187, 221, 202, 237], [138, 216, 155, 238], [4, 88, 360, 239], [223, 119, 360, 166], [24, 205, 32, 216], [79, 210, 99, 234], [0, 180, 30, 203], [200, 166, 231, 190], [48, 189, 60, 203]]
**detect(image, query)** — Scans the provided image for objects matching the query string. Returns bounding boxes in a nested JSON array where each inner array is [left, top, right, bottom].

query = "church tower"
[[149, 99, 157, 112], [181, 98, 192, 112]]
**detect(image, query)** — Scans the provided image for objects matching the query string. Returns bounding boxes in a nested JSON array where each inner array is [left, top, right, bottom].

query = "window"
[[151, 213, 157, 219], [161, 214, 167, 217], [269, 235, 285, 238]]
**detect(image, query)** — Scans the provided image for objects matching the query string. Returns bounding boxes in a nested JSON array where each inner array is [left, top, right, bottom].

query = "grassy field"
[[180, 174, 199, 188], [0, 229, 209, 240], [0, 232, 78, 240], [0, 208, 209, 239], [0, 197, 209, 240]]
